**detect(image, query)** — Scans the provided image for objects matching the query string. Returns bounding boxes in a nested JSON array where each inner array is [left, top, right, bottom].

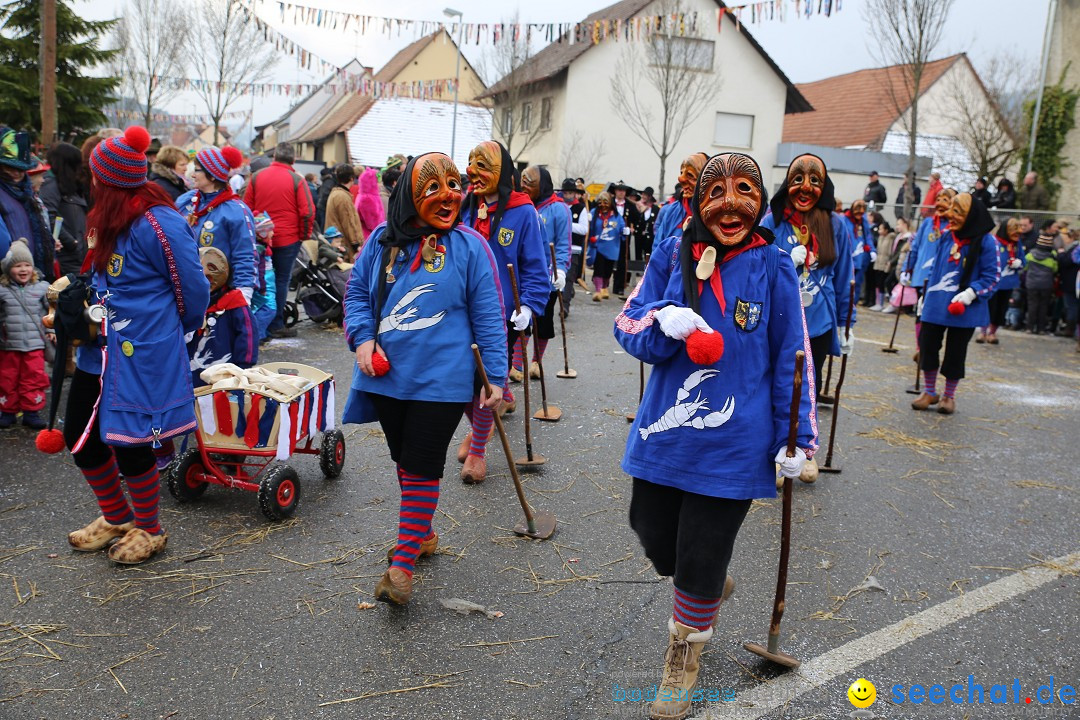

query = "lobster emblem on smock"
[[639, 369, 735, 440], [378, 283, 446, 334]]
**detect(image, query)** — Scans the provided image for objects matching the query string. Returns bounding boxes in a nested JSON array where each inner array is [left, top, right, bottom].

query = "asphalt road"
[[1, 286, 1077, 720]]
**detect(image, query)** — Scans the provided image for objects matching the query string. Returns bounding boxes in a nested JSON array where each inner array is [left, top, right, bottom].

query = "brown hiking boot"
[[107, 528, 168, 565], [68, 516, 134, 552], [460, 455, 487, 485], [910, 392, 939, 411], [650, 619, 713, 720], [386, 532, 439, 564], [375, 567, 412, 605], [937, 396, 956, 415], [456, 433, 471, 463]]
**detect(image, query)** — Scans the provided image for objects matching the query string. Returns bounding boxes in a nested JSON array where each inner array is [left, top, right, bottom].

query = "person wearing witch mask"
[[911, 193, 999, 415], [843, 199, 875, 308], [177, 146, 258, 304], [588, 192, 624, 301], [977, 217, 1024, 345], [615, 153, 817, 720], [457, 141, 547, 485], [901, 186, 957, 353], [517, 166, 570, 379], [653, 152, 708, 245], [760, 154, 855, 411], [342, 152, 507, 605]]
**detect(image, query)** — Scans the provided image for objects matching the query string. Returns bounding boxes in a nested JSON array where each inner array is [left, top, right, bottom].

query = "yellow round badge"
[[847, 678, 876, 709], [121, 341, 134, 357]]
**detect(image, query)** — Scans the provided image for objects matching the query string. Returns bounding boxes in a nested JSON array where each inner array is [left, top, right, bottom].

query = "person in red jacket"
[[242, 143, 315, 338]]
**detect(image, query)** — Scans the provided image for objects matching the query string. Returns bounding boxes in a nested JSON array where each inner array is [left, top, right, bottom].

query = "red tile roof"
[[782, 54, 964, 149]]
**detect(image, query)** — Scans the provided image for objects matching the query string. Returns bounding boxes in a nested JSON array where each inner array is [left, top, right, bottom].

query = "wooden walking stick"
[[507, 265, 545, 467], [471, 344, 556, 539], [743, 349, 805, 670], [532, 254, 562, 425], [906, 282, 927, 394], [882, 293, 902, 354], [819, 355, 835, 403], [552, 243, 577, 380], [819, 281, 856, 475]]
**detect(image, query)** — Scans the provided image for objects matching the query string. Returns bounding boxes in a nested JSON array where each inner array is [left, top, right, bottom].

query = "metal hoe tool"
[[819, 280, 855, 474], [552, 243, 577, 379], [508, 264, 545, 467], [471, 344, 556, 540], [906, 282, 927, 394], [533, 245, 563, 421], [882, 297, 902, 353], [743, 349, 804, 670]]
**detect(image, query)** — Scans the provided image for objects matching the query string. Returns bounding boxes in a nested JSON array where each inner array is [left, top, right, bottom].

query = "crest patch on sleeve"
[[734, 298, 763, 332]]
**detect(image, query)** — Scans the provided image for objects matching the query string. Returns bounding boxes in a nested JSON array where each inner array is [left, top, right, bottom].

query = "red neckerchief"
[[781, 207, 819, 257], [996, 234, 1017, 261], [187, 188, 235, 226], [845, 211, 864, 237], [196, 288, 247, 337], [537, 194, 560, 211], [931, 215, 944, 237], [948, 236, 970, 265], [691, 235, 767, 316], [678, 199, 691, 227], [408, 234, 446, 273], [471, 190, 532, 240]]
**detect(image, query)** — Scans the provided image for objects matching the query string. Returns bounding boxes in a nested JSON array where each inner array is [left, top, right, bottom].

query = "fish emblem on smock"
[[377, 283, 446, 334], [639, 369, 735, 441]]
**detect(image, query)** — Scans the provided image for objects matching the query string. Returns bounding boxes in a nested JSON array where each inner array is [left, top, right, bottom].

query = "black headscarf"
[[679, 153, 771, 313], [536, 166, 554, 201], [768, 153, 836, 219], [462, 141, 516, 234], [953, 193, 995, 291]]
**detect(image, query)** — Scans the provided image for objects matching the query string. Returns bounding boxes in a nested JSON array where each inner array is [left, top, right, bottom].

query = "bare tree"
[[609, 0, 720, 201], [482, 11, 546, 162], [557, 130, 607, 184], [864, 0, 956, 219], [112, 0, 190, 129], [191, 0, 276, 146]]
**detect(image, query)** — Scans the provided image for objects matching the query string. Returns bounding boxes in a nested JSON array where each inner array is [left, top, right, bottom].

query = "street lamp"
[[444, 7, 463, 162]]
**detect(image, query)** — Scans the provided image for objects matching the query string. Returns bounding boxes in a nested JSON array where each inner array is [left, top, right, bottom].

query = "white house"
[[481, 0, 810, 197]]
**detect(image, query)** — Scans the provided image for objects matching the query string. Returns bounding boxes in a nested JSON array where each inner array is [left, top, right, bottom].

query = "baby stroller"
[[283, 233, 350, 328]]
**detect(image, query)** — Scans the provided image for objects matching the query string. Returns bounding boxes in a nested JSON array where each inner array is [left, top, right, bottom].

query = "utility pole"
[[1027, 0, 1058, 174], [40, 0, 57, 144]]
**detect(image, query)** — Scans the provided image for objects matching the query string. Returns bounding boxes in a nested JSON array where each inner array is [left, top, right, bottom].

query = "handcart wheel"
[[319, 429, 346, 479], [283, 301, 299, 329], [168, 448, 209, 502], [258, 464, 302, 521]]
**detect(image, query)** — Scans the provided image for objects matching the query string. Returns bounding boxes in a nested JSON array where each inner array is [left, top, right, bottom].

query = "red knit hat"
[[196, 146, 244, 183], [90, 126, 151, 188]]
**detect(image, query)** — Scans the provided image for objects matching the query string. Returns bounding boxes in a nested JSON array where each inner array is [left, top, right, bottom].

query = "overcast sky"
[[79, 0, 1051, 131]]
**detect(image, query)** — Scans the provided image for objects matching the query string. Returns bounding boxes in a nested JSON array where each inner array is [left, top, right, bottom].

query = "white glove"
[[510, 306, 533, 332], [870, 251, 878, 263], [622, 226, 631, 236], [839, 329, 855, 356], [1009, 258, 1022, 269], [916, 294, 924, 316], [655, 305, 712, 341], [554, 268, 566, 291], [789, 245, 807, 267], [774, 447, 807, 479], [899, 271, 912, 287], [239, 286, 254, 304], [951, 288, 977, 306]]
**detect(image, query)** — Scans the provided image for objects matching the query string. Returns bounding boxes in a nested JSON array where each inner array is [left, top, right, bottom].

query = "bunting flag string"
[[104, 107, 252, 124], [118, 71, 458, 100]]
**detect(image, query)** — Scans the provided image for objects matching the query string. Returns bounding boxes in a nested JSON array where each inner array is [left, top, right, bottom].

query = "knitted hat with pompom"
[[196, 146, 244, 183], [90, 126, 151, 188]]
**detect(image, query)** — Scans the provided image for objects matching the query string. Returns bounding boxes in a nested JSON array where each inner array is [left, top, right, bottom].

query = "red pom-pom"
[[371, 352, 391, 376], [686, 329, 724, 365], [123, 125, 151, 153], [35, 428, 66, 454], [947, 301, 966, 315], [221, 146, 243, 169]]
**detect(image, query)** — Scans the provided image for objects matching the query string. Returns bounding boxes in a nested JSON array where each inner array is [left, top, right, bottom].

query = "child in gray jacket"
[[0, 241, 51, 428]]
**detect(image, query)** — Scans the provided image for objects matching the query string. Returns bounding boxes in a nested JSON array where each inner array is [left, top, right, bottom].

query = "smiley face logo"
[[847, 678, 876, 708]]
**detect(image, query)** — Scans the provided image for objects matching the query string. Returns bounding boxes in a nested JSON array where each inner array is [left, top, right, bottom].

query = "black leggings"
[[919, 322, 975, 379], [593, 255, 616, 284], [808, 331, 833, 393], [987, 289, 1011, 328], [629, 478, 752, 598], [366, 392, 465, 478], [63, 369, 154, 476]]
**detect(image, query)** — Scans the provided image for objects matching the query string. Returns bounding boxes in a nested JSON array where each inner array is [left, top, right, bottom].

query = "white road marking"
[[855, 336, 910, 349], [695, 551, 1080, 720], [1038, 369, 1080, 381]]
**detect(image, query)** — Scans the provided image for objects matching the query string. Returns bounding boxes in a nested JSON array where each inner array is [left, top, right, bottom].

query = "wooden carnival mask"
[[1005, 217, 1022, 242], [678, 154, 706, 198], [934, 187, 957, 216], [946, 192, 972, 233], [521, 166, 541, 202], [411, 153, 463, 231], [850, 199, 866, 221], [466, 141, 501, 197], [595, 191, 612, 213], [786, 155, 826, 213], [199, 246, 230, 292], [698, 153, 763, 246]]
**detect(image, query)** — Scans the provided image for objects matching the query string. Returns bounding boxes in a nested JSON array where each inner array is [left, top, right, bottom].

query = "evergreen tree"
[[0, 0, 120, 140]]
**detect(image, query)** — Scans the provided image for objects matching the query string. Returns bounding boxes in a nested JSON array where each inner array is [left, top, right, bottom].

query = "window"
[[652, 36, 714, 72], [540, 97, 553, 130], [521, 101, 533, 132], [502, 107, 514, 136], [713, 112, 754, 148]]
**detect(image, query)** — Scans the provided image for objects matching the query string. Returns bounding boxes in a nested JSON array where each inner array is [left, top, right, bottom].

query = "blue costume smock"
[[536, 196, 572, 289], [614, 236, 818, 500], [187, 289, 258, 387], [590, 210, 625, 262], [904, 215, 948, 289], [845, 213, 874, 294], [760, 211, 855, 355], [993, 237, 1025, 292], [341, 224, 508, 423], [177, 189, 259, 296], [920, 231, 1000, 328], [652, 200, 689, 247], [462, 197, 550, 318]]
